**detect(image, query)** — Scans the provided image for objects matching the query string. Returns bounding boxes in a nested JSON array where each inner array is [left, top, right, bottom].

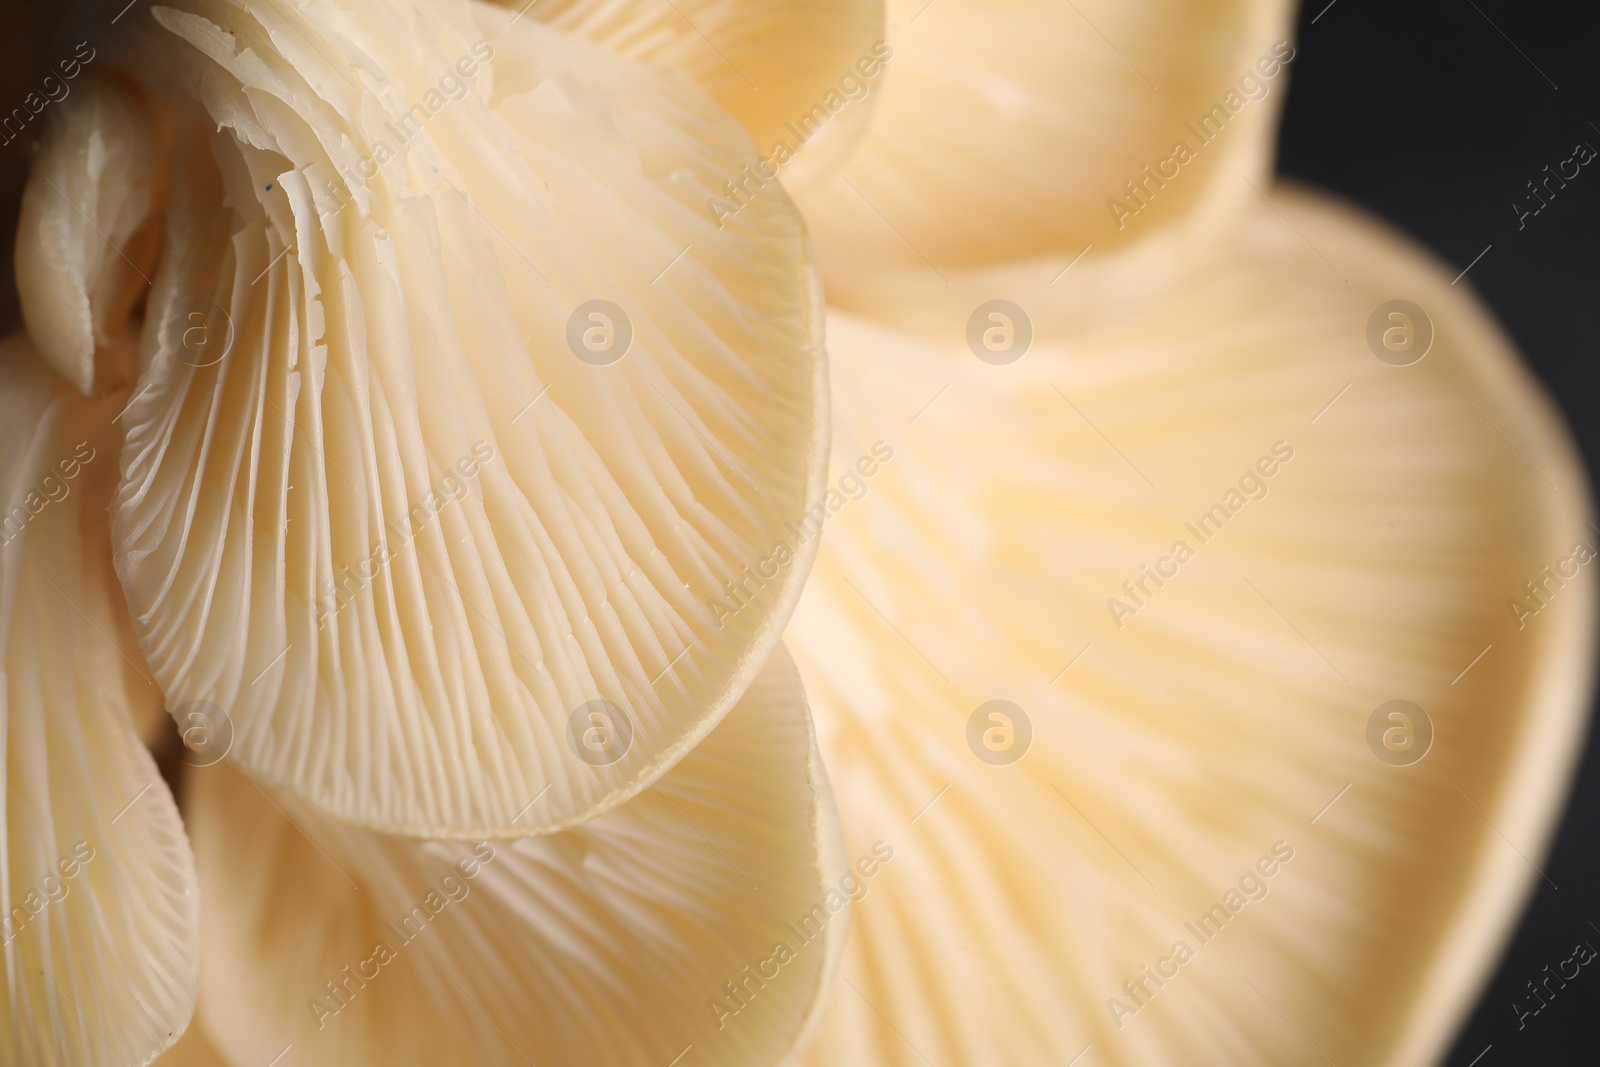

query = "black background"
[[1277, 1, 1599, 1062]]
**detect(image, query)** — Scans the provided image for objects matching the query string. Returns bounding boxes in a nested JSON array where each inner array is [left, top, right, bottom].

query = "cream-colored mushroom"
[[515, 0, 886, 190], [17, 0, 834, 838], [183, 648, 848, 1067], [15, 75, 168, 397], [795, 0, 1290, 320], [0, 334, 199, 1067], [790, 188, 1593, 1065], [779, 1, 1595, 1064]]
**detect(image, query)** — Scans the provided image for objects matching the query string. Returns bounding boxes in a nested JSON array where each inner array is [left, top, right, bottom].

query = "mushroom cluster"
[[0, 1, 1590, 1066]]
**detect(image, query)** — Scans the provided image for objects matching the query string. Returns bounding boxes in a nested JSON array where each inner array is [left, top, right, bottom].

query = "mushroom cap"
[[184, 645, 850, 1067], [794, 0, 1291, 321], [522, 0, 887, 190], [785, 186, 1594, 1066], [0, 335, 200, 1067], [16, 0, 833, 838]]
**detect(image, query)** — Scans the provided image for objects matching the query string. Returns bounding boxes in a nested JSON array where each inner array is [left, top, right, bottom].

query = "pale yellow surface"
[[0, 336, 199, 1067], [522, 0, 886, 186], [788, 188, 1594, 1065], [797, 0, 1291, 315], [17, 0, 829, 839], [183, 648, 848, 1067]]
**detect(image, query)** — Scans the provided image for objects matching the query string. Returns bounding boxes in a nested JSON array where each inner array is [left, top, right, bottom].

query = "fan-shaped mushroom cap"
[[185, 646, 849, 1067], [0, 335, 199, 1067], [786, 188, 1594, 1066], [16, 0, 830, 838], [795, 0, 1292, 326]]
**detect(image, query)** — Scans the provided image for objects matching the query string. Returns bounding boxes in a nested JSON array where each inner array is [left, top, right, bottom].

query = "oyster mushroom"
[[782, 1, 1596, 1065], [0, 335, 199, 1066], [186, 647, 847, 1067], [16, 0, 834, 838], [3, 0, 875, 1061]]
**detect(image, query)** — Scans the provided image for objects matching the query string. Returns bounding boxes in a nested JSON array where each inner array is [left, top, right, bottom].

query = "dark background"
[[1276, 0, 1599, 1062]]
